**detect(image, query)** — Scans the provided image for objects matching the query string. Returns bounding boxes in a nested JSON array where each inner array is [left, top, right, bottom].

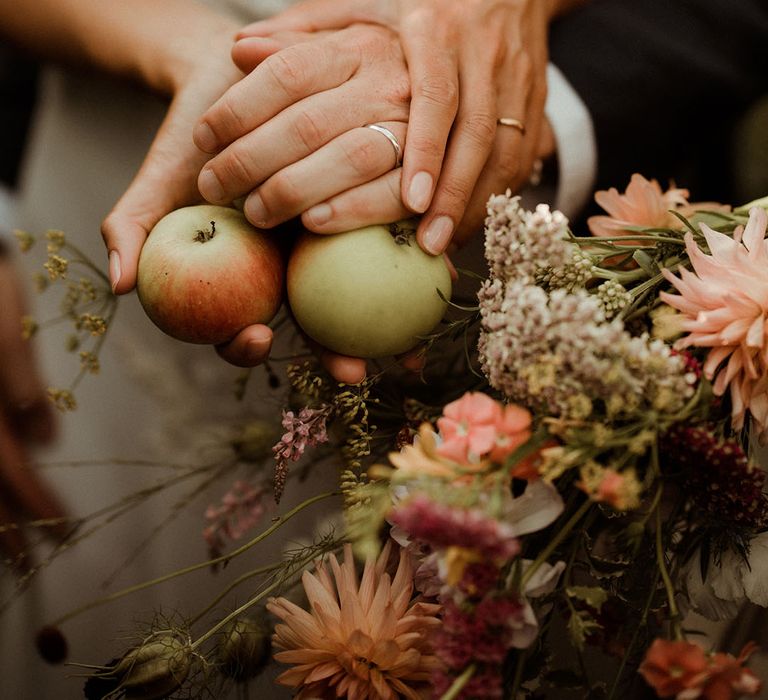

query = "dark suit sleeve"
[[549, 0, 768, 202]]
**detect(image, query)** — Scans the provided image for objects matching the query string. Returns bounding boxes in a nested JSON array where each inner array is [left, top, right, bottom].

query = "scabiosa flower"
[[661, 425, 768, 529], [484, 191, 572, 284], [432, 594, 526, 699], [660, 207, 768, 440], [267, 542, 441, 700], [271, 404, 331, 502], [588, 173, 691, 238], [389, 494, 520, 566]]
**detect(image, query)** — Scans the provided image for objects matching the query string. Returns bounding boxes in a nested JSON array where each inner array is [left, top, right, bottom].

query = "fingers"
[[317, 349, 367, 385], [194, 36, 360, 156], [415, 59, 501, 256], [102, 102, 213, 294], [215, 324, 274, 367], [242, 122, 407, 228], [302, 168, 410, 233], [398, 18, 459, 216], [235, 0, 385, 39]]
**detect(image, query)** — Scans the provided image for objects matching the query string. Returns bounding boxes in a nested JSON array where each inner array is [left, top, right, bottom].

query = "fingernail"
[[193, 122, 217, 153], [407, 171, 434, 213], [108, 250, 121, 293], [422, 216, 454, 255], [245, 193, 268, 227], [305, 203, 332, 227], [198, 168, 225, 203]]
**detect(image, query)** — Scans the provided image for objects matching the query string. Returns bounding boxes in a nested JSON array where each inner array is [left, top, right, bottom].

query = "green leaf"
[[566, 585, 608, 612], [632, 249, 656, 276]]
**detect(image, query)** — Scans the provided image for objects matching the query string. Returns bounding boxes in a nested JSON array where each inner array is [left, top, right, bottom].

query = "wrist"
[[137, 15, 240, 95]]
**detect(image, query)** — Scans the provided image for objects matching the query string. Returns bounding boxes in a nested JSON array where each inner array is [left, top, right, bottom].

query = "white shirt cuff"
[[544, 63, 597, 219]]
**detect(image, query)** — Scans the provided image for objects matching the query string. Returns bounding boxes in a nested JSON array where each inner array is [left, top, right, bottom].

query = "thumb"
[[101, 102, 209, 295], [236, 0, 385, 39]]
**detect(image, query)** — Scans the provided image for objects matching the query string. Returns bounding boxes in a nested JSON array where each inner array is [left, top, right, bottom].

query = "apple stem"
[[194, 220, 217, 243], [389, 222, 413, 246]]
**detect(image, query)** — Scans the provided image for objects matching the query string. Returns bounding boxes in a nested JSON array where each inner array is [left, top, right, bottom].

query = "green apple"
[[137, 205, 284, 345], [287, 222, 451, 358]]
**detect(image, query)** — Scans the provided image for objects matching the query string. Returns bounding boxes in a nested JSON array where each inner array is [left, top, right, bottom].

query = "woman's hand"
[[0, 252, 66, 572], [234, 0, 569, 252]]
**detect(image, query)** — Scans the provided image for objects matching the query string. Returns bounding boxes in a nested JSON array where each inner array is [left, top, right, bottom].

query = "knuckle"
[[460, 110, 497, 148], [265, 50, 309, 99], [215, 149, 256, 192], [407, 131, 445, 160], [342, 135, 382, 179], [217, 98, 249, 139], [414, 74, 459, 111], [292, 109, 330, 152], [265, 170, 303, 210], [438, 177, 473, 211]]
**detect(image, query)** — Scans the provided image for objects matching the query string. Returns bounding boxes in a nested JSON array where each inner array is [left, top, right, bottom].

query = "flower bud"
[[113, 633, 192, 699], [231, 421, 277, 462], [216, 616, 271, 682]]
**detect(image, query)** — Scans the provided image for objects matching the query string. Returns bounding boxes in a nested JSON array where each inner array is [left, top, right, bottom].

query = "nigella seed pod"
[[112, 633, 193, 700], [35, 625, 68, 664], [231, 420, 278, 462], [216, 616, 271, 682]]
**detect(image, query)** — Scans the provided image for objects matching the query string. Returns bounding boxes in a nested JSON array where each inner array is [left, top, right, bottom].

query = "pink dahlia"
[[267, 542, 441, 699], [660, 207, 768, 440], [588, 173, 691, 238]]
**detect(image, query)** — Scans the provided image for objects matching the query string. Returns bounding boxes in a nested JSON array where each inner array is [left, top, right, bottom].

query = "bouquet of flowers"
[[11, 174, 768, 700]]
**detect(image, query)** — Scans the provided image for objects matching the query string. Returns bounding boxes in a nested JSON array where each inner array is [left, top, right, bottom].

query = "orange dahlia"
[[267, 542, 441, 699]]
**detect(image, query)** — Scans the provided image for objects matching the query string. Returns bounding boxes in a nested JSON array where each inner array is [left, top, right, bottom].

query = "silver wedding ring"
[[497, 117, 526, 134], [366, 124, 403, 168]]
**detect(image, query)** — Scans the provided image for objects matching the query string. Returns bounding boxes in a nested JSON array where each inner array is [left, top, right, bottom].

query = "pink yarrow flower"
[[436, 392, 531, 465], [660, 207, 768, 440]]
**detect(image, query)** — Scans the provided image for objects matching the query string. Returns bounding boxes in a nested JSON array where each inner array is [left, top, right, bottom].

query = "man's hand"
[[234, 0, 558, 252], [0, 252, 66, 572]]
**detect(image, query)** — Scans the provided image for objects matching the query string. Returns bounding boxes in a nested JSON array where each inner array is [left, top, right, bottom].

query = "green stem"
[[440, 664, 477, 700], [606, 570, 661, 700], [655, 499, 681, 638], [51, 491, 339, 626], [521, 498, 592, 589]]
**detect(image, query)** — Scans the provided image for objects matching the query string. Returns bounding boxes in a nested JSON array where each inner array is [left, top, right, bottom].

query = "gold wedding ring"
[[366, 124, 403, 168], [497, 117, 526, 134]]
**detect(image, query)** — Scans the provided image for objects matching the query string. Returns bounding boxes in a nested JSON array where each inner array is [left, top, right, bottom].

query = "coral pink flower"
[[267, 542, 441, 700], [588, 173, 691, 238], [639, 639, 762, 699], [436, 392, 532, 465], [639, 638, 709, 696], [660, 207, 768, 440]]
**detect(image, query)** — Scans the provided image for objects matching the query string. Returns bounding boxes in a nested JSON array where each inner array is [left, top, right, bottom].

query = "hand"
[[234, 0, 562, 252], [100, 26, 368, 383], [193, 24, 410, 234], [0, 251, 66, 572]]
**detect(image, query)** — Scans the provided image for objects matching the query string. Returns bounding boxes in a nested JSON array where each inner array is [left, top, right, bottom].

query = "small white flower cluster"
[[595, 279, 632, 319], [477, 193, 695, 421], [484, 191, 573, 284], [536, 248, 594, 292]]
